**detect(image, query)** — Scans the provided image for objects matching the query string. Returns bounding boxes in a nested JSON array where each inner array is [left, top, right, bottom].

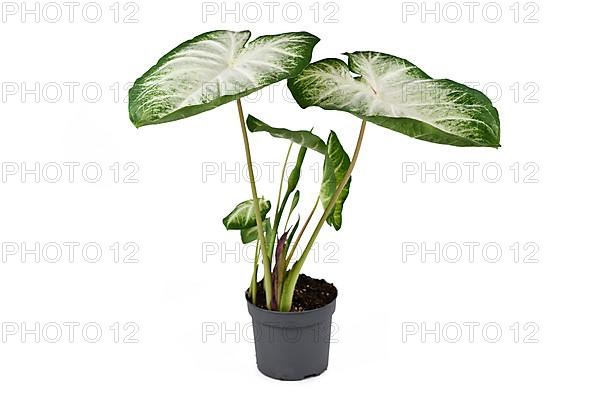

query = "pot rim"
[[245, 292, 337, 316]]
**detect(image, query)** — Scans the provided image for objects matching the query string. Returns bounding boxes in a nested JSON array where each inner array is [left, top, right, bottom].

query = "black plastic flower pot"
[[246, 296, 337, 380]]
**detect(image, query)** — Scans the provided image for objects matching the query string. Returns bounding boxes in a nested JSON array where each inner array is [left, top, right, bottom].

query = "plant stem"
[[285, 195, 320, 266], [266, 143, 294, 260], [236, 99, 272, 309], [275, 143, 293, 215], [269, 146, 305, 260], [279, 119, 367, 311], [250, 244, 259, 305]]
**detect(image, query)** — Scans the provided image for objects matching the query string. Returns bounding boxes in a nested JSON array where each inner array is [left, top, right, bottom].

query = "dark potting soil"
[[249, 274, 337, 312]]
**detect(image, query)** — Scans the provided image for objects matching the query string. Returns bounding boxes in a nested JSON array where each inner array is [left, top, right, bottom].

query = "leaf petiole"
[[236, 99, 273, 309]]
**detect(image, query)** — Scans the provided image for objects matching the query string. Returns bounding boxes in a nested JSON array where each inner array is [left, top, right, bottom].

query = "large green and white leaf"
[[246, 115, 327, 154], [288, 52, 500, 148], [223, 198, 271, 230], [129, 30, 319, 127], [320, 131, 351, 230]]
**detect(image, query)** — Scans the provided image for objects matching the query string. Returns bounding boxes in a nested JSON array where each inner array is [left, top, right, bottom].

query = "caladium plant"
[[129, 30, 501, 312], [129, 30, 319, 308]]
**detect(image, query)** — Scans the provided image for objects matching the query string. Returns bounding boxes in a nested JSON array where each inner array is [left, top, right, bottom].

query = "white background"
[[1, 0, 599, 398]]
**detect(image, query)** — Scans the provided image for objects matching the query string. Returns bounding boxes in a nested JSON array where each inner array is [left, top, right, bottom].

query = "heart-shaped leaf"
[[288, 52, 500, 147], [223, 198, 271, 230], [129, 30, 319, 127], [246, 114, 327, 154], [320, 131, 351, 230]]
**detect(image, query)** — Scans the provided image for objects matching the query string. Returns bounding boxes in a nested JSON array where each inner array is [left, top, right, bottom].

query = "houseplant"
[[129, 30, 500, 380]]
